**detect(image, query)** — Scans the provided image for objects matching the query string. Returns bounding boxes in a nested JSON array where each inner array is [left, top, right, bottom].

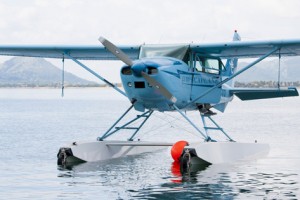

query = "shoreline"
[[0, 86, 298, 89], [0, 86, 123, 89]]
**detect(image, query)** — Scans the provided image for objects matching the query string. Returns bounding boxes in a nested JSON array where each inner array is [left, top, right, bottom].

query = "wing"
[[0, 45, 140, 60], [190, 39, 300, 58], [1, 39, 300, 60]]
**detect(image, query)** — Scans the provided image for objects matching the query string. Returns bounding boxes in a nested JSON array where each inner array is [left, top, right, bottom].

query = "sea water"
[[0, 88, 299, 199]]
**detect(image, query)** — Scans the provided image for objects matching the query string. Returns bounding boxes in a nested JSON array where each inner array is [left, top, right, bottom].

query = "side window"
[[204, 58, 220, 74], [195, 55, 204, 72], [193, 55, 221, 74]]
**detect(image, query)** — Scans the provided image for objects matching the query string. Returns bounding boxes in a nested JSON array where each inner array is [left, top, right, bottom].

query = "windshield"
[[139, 44, 189, 60]]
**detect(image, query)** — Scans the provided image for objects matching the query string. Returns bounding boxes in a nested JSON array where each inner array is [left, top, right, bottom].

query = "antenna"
[[61, 55, 65, 97]]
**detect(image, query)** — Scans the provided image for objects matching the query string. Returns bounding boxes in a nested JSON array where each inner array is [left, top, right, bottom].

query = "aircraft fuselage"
[[120, 57, 233, 112]]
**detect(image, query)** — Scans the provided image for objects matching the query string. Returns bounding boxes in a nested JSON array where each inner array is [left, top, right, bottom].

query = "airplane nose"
[[131, 62, 146, 77]]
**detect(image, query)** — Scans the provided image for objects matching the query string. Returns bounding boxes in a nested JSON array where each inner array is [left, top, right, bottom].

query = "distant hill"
[[235, 56, 300, 82], [0, 57, 99, 87]]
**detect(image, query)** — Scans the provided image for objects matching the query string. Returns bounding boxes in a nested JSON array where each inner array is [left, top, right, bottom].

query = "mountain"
[[0, 55, 299, 87], [0, 57, 99, 87], [235, 56, 300, 82]]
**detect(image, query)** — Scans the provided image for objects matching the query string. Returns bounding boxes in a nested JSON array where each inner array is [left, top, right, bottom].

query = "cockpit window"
[[204, 59, 220, 74], [194, 55, 223, 75]]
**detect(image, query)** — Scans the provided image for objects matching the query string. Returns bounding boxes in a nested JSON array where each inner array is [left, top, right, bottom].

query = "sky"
[[1, 0, 300, 82]]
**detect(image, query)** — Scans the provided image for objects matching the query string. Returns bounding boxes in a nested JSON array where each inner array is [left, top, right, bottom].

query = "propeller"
[[141, 72, 177, 103], [99, 37, 133, 66], [98, 36, 177, 103]]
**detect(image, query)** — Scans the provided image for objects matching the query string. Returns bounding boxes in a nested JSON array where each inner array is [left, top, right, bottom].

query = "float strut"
[[173, 104, 208, 140], [201, 115, 235, 142], [98, 104, 135, 140], [98, 105, 153, 141]]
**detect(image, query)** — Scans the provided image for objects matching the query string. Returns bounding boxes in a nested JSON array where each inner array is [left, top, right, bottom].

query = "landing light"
[[127, 82, 132, 87]]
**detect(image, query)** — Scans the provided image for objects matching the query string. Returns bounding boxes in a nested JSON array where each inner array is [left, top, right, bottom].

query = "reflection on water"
[[57, 151, 299, 199], [170, 161, 210, 183]]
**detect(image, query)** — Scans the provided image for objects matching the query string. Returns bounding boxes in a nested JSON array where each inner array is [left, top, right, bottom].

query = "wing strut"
[[64, 53, 127, 97], [182, 47, 280, 109], [277, 49, 281, 88]]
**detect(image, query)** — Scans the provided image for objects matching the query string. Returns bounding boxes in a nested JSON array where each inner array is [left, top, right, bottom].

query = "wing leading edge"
[[190, 39, 300, 58]]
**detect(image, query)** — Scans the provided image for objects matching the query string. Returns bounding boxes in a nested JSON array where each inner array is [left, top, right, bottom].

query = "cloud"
[[0, 0, 300, 82], [1, 0, 300, 44]]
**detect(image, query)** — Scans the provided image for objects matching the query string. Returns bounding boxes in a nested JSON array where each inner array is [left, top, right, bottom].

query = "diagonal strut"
[[64, 53, 127, 97]]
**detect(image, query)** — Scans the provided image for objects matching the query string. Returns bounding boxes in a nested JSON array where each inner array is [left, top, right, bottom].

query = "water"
[[0, 88, 300, 199]]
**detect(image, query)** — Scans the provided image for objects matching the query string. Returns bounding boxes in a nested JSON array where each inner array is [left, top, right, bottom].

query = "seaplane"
[[0, 31, 299, 169]]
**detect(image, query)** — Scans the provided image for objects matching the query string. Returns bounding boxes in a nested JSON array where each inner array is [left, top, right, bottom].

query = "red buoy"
[[171, 140, 189, 162]]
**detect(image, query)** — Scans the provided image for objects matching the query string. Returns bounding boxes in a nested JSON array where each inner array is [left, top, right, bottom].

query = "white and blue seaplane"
[[0, 31, 299, 167]]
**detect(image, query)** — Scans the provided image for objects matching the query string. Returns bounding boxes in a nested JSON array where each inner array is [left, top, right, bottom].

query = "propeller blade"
[[99, 37, 133, 66], [141, 72, 177, 103]]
